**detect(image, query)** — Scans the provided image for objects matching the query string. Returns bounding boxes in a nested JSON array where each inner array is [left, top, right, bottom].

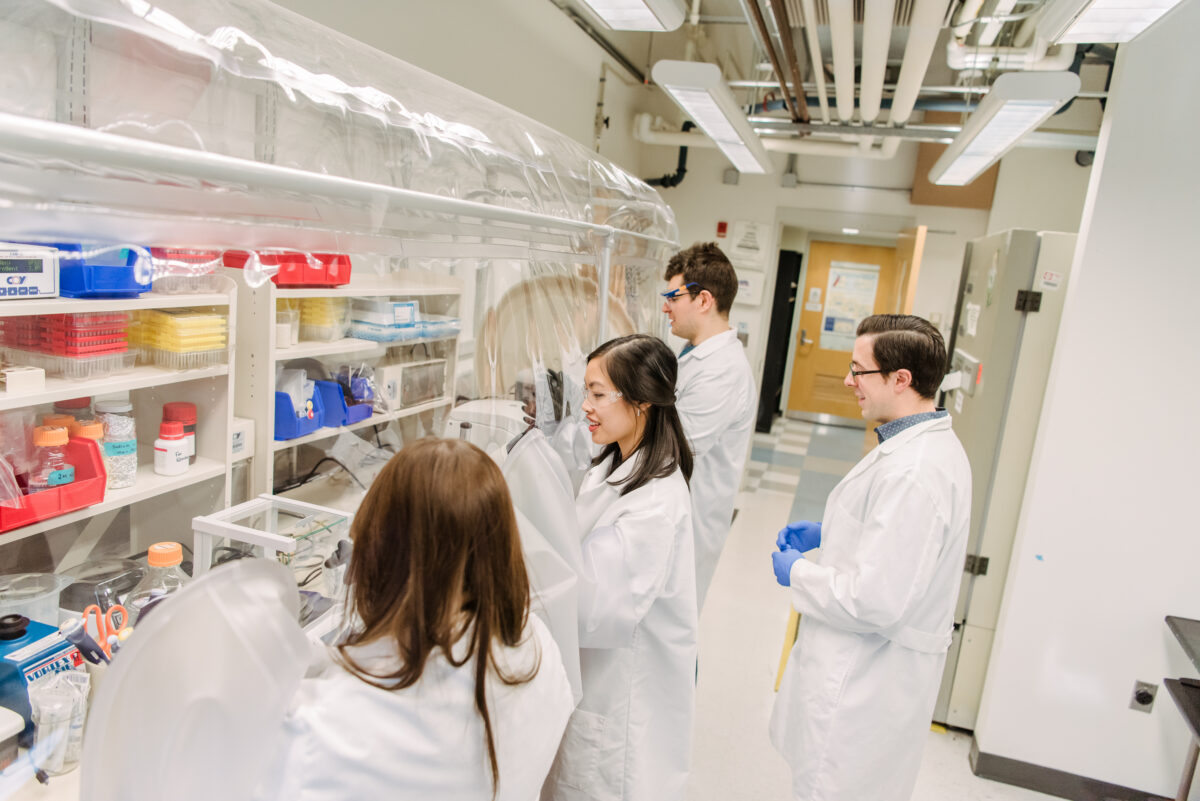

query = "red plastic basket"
[[0, 438, 108, 533], [223, 251, 351, 287]]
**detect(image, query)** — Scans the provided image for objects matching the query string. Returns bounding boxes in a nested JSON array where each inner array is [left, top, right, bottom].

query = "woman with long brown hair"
[[267, 437, 573, 801]]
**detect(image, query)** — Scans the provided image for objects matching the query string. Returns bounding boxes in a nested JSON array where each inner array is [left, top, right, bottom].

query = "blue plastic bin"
[[55, 244, 152, 299], [314, 380, 373, 428], [274, 387, 325, 440]]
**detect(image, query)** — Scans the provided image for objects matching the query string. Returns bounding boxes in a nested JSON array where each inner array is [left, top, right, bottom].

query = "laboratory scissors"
[[82, 604, 128, 656]]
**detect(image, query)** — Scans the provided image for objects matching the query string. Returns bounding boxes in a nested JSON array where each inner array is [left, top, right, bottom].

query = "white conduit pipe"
[[798, 0, 830, 123], [632, 113, 1098, 156], [946, 39, 1077, 71], [828, 0, 855, 123], [859, 0, 895, 123], [978, 0, 1018, 46], [952, 0, 986, 40], [889, 0, 945, 127], [634, 113, 895, 158], [858, 0, 896, 152]]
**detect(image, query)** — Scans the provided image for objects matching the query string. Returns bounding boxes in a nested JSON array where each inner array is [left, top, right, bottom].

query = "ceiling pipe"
[[946, 39, 1077, 71], [978, 0, 1019, 46], [739, 0, 801, 121], [858, 0, 896, 151], [633, 113, 1098, 154], [767, 0, 810, 124], [636, 112, 892, 158], [797, 0, 831, 123], [827, 0, 856, 123], [952, 0, 987, 41], [727, 80, 1107, 99], [859, 0, 895, 124], [888, 0, 946, 127]]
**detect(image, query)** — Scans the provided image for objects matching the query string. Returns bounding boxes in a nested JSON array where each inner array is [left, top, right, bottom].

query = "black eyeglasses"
[[848, 365, 884, 380]]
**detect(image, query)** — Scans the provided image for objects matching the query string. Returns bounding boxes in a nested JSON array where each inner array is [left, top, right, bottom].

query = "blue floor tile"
[[764, 450, 806, 469], [804, 426, 868, 460]]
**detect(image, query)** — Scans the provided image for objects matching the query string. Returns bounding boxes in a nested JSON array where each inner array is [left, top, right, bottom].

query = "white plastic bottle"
[[153, 421, 189, 476]]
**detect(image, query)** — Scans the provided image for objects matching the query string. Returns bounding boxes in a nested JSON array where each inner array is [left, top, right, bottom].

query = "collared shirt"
[[875, 408, 948, 444], [679, 343, 695, 358]]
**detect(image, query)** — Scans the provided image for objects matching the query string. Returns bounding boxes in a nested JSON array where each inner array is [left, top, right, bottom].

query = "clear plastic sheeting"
[[0, 0, 678, 510], [0, 0, 677, 255], [471, 259, 665, 432]]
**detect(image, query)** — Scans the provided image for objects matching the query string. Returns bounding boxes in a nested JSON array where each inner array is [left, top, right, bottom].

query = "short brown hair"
[[856, 314, 946, 399], [664, 242, 738, 315]]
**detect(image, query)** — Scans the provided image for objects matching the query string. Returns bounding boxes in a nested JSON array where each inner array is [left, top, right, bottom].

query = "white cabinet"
[[231, 268, 463, 497], [0, 283, 236, 564]]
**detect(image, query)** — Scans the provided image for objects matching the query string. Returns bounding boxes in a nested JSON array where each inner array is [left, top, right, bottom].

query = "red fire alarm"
[[717, 221, 728, 238]]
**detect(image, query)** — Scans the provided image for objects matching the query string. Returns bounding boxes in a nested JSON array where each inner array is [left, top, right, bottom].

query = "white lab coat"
[[676, 327, 757, 611], [770, 415, 971, 801], [265, 615, 573, 801], [544, 451, 697, 801], [503, 428, 585, 703]]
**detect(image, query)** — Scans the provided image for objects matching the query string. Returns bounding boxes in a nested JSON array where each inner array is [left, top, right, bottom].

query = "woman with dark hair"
[[267, 438, 573, 801], [544, 334, 697, 801]]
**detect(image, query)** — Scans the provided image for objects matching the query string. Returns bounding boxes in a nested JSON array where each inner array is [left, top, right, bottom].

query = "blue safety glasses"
[[660, 282, 704, 302]]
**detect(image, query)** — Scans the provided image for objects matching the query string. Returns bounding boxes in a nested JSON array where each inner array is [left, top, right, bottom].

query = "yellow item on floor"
[[775, 607, 800, 691]]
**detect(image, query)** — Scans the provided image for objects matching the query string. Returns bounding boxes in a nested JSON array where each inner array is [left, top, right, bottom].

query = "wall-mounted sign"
[[733, 270, 765, 306], [821, 261, 880, 351], [727, 221, 771, 269]]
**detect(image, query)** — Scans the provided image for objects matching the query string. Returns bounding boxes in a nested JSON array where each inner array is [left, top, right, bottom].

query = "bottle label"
[[105, 440, 137, 457], [47, 467, 75, 486]]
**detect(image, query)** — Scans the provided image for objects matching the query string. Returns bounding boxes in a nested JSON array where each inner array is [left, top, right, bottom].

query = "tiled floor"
[[691, 417, 1058, 801]]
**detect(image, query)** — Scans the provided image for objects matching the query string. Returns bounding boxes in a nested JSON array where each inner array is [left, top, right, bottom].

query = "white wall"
[[272, 0, 661, 173], [974, 2, 1200, 796], [987, 148, 1093, 235]]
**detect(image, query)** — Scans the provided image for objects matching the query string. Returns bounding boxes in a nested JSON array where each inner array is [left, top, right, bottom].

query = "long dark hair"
[[588, 334, 693, 495], [337, 437, 538, 797]]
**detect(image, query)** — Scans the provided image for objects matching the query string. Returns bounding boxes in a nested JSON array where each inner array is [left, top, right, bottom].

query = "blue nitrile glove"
[[772, 548, 804, 586], [776, 520, 822, 553]]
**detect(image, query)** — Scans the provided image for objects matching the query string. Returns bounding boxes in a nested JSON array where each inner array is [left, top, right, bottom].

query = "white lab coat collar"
[[588, 448, 643, 486], [680, 326, 738, 361], [841, 415, 954, 485]]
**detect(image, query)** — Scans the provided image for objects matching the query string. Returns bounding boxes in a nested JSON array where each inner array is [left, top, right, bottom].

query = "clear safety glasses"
[[581, 388, 624, 408]]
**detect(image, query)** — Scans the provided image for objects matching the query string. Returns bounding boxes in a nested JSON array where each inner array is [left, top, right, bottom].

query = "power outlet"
[[1129, 680, 1157, 713]]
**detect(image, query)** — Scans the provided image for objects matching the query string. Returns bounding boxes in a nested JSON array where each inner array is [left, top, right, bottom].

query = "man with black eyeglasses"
[[662, 242, 757, 613], [768, 314, 972, 801]]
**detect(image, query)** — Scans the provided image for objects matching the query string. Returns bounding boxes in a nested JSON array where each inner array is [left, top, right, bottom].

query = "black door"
[[757, 249, 803, 432]]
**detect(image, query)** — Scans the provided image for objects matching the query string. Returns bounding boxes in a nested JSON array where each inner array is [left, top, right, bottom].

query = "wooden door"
[[786, 241, 900, 419], [894, 226, 927, 315]]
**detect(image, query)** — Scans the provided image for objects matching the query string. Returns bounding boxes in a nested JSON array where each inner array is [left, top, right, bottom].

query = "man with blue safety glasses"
[[769, 314, 972, 801], [662, 242, 757, 614]]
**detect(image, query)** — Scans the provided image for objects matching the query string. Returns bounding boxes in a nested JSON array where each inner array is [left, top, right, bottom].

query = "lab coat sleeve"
[[676, 369, 748, 460], [576, 508, 677, 649], [787, 471, 947, 634]]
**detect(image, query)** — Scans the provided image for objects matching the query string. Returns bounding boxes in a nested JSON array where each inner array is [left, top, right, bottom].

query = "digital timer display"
[[0, 259, 43, 273]]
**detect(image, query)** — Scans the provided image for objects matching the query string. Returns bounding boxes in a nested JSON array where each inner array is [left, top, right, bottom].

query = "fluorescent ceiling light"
[[651, 60, 773, 174], [842, 228, 860, 235], [1038, 0, 1185, 43], [929, 71, 1080, 187], [576, 0, 686, 31]]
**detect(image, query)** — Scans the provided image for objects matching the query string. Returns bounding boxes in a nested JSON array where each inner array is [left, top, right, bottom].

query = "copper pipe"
[[768, 0, 811, 123], [743, 0, 800, 122]]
